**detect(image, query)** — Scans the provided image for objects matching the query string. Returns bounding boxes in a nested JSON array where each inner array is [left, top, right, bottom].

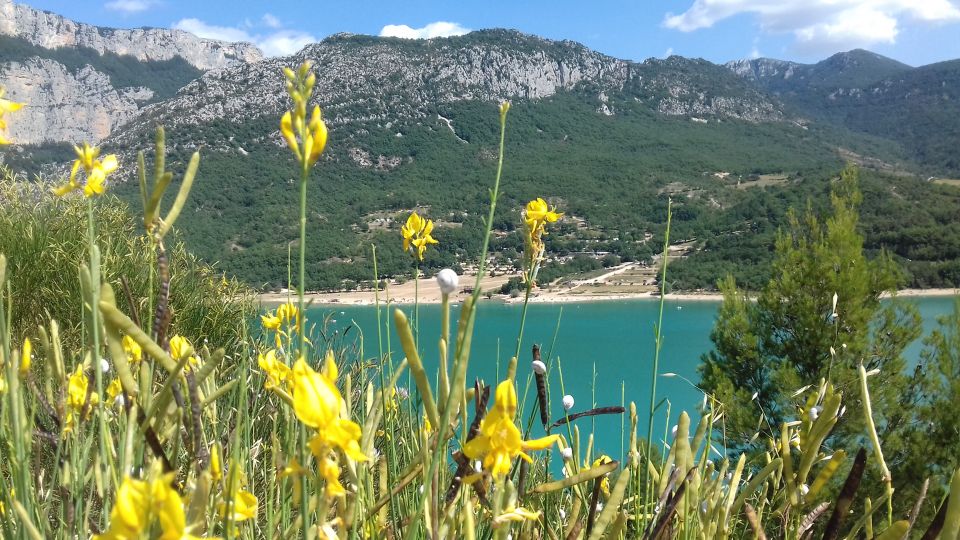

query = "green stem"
[[297, 151, 310, 540], [643, 198, 672, 530], [408, 103, 510, 538], [510, 281, 533, 380], [87, 198, 114, 518], [414, 264, 419, 352]]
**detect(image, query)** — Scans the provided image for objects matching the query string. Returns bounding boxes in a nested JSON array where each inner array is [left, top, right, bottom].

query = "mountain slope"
[[99, 31, 927, 290], [728, 50, 960, 174]]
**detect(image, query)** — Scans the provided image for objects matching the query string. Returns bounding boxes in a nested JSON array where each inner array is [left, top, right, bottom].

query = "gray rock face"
[[0, 0, 262, 69], [2, 58, 151, 143], [0, 0, 263, 145]]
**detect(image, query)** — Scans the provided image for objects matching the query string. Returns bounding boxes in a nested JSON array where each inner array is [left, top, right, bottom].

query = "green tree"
[[700, 166, 923, 451]]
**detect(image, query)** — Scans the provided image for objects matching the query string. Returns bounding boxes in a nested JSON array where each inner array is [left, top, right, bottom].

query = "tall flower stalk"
[[52, 143, 120, 512], [280, 61, 328, 538]]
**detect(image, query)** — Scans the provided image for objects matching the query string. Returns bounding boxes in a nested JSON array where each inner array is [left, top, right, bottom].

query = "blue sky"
[[22, 0, 960, 66]]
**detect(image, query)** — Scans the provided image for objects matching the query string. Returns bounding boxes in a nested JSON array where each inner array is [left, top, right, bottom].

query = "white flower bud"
[[436, 268, 459, 295], [671, 425, 678, 438], [800, 484, 810, 496], [560, 447, 573, 461], [100, 358, 111, 373], [562, 395, 575, 411], [531, 360, 546, 375]]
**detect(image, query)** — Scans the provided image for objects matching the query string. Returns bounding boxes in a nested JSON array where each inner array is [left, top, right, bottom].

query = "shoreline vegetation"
[[258, 266, 959, 306]]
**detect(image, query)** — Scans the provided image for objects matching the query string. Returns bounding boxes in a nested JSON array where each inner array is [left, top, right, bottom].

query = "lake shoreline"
[[259, 284, 958, 307]]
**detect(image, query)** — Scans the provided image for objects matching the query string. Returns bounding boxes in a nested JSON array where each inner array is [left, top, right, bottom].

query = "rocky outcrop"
[[0, 0, 263, 145], [0, 0, 262, 70], [1, 58, 151, 143]]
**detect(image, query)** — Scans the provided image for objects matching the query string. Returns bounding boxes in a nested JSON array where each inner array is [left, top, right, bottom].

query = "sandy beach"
[[258, 264, 958, 307]]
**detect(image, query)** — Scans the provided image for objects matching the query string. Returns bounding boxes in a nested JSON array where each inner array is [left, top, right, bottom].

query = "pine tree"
[[700, 166, 923, 452]]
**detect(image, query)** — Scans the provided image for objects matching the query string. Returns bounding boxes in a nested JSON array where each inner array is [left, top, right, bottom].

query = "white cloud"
[[262, 13, 282, 29], [379, 21, 470, 39], [663, 0, 960, 52], [257, 30, 316, 57], [663, 47, 674, 57], [172, 17, 317, 57], [105, 0, 157, 14]]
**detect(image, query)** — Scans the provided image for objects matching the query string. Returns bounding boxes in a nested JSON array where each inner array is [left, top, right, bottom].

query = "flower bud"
[[531, 360, 546, 375], [436, 268, 459, 295], [560, 447, 573, 461], [562, 395, 574, 411], [809, 406, 821, 421]]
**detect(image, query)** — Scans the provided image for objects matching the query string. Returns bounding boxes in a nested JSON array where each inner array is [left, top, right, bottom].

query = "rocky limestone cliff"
[[0, 0, 262, 70], [1, 58, 151, 143], [0, 0, 263, 145]]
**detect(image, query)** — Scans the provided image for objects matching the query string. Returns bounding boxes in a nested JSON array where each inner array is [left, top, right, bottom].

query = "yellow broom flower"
[[169, 335, 199, 367], [64, 364, 98, 434], [280, 63, 328, 167], [258, 349, 290, 391], [219, 486, 258, 523], [122, 335, 142, 365], [400, 211, 439, 261], [463, 379, 559, 479], [52, 142, 119, 197], [289, 351, 367, 497], [93, 476, 150, 540]]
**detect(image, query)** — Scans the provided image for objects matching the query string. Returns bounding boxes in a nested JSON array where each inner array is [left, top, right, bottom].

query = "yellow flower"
[[153, 475, 205, 540], [168, 335, 199, 367], [281, 63, 328, 167], [400, 211, 439, 261], [0, 87, 24, 145], [210, 444, 223, 483], [258, 349, 290, 391], [93, 476, 150, 540], [290, 351, 366, 497], [95, 466, 213, 540], [122, 335, 142, 365], [261, 302, 301, 348], [107, 378, 124, 405], [219, 487, 258, 523], [524, 198, 562, 227], [292, 352, 366, 459], [52, 142, 118, 197], [64, 364, 98, 434], [522, 198, 562, 285], [463, 379, 559, 479], [588, 455, 613, 495], [19, 337, 31, 377]]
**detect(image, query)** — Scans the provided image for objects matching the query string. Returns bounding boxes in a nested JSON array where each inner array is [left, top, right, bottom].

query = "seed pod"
[[533, 344, 549, 427]]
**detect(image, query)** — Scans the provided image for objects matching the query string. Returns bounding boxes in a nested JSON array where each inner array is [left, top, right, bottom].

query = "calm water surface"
[[306, 296, 957, 461]]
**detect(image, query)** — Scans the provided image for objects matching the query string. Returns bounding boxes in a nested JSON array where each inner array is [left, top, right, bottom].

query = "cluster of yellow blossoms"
[[94, 461, 256, 540], [259, 346, 367, 497], [400, 211, 439, 261], [258, 300, 366, 498], [280, 62, 328, 168], [521, 197, 562, 284], [0, 87, 24, 145], [52, 142, 120, 198], [261, 301, 301, 349]]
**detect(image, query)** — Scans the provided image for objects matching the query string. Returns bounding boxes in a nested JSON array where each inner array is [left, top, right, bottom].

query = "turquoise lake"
[[306, 296, 958, 462]]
